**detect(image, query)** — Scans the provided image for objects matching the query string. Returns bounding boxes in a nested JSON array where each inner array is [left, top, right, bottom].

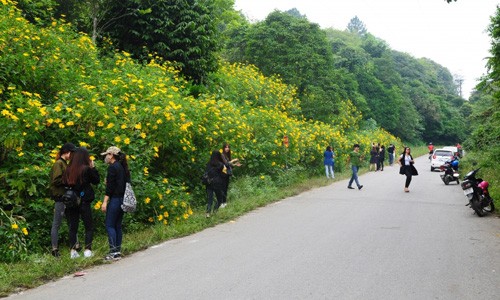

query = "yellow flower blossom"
[[88, 131, 95, 137], [22, 228, 28, 235], [11, 224, 18, 230], [144, 197, 151, 204], [94, 201, 102, 210], [124, 138, 130, 145]]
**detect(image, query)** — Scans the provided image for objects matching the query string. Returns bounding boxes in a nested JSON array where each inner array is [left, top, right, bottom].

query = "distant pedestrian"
[[49, 142, 76, 257], [378, 145, 385, 171], [347, 144, 363, 190], [323, 146, 335, 179], [369, 146, 378, 171], [398, 147, 418, 193], [387, 144, 395, 166]]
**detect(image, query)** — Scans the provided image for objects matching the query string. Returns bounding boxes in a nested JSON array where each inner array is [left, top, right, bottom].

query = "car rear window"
[[434, 150, 453, 157]]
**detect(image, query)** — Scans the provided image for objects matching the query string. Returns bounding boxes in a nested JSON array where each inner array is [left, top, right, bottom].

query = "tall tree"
[[466, 6, 500, 151], [101, 0, 220, 84], [226, 11, 344, 122], [346, 16, 367, 36]]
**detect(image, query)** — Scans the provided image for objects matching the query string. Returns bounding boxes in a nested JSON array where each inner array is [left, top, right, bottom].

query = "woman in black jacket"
[[398, 147, 418, 193], [62, 147, 100, 259], [100, 146, 130, 260], [205, 150, 226, 217]]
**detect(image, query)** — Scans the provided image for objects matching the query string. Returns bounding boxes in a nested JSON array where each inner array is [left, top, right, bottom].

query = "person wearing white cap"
[[100, 146, 130, 260]]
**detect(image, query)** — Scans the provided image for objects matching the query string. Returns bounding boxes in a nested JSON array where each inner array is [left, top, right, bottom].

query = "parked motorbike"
[[461, 168, 495, 217], [439, 159, 460, 185]]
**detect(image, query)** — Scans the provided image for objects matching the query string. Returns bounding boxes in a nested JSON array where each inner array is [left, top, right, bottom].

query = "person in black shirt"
[[100, 146, 130, 260], [62, 147, 100, 259], [387, 144, 396, 166], [205, 150, 226, 217]]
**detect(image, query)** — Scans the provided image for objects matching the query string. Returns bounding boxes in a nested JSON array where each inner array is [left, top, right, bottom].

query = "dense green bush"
[[0, 1, 399, 261]]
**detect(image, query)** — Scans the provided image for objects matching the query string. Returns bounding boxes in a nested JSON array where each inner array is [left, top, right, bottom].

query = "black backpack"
[[201, 171, 213, 185], [61, 187, 81, 208]]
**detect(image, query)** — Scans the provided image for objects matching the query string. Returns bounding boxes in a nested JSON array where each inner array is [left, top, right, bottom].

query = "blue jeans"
[[388, 153, 394, 165], [348, 165, 361, 188], [325, 164, 334, 178], [105, 197, 124, 253]]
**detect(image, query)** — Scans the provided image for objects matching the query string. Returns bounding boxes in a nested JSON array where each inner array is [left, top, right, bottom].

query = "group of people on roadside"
[[204, 143, 241, 218], [49, 143, 130, 261], [323, 143, 417, 193], [368, 143, 388, 172]]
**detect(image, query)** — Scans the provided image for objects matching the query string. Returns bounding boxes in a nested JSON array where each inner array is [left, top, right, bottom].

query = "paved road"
[[10, 156, 500, 299]]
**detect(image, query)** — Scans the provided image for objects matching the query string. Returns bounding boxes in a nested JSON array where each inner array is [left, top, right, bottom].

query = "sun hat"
[[100, 146, 121, 156]]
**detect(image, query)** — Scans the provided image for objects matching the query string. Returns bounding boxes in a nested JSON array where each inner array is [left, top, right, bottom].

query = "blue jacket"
[[324, 150, 334, 166]]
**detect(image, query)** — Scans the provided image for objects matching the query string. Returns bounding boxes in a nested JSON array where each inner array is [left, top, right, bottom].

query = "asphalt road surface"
[[9, 156, 500, 300]]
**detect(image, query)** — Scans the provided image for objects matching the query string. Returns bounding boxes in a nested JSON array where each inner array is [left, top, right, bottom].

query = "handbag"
[[121, 182, 137, 213], [410, 165, 419, 176]]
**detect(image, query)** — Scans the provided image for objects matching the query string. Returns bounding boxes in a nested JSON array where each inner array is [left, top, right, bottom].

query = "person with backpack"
[[62, 147, 100, 259], [100, 146, 130, 261], [204, 150, 226, 218], [49, 142, 76, 257]]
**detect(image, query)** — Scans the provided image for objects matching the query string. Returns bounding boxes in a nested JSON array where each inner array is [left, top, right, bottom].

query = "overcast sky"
[[234, 0, 499, 99]]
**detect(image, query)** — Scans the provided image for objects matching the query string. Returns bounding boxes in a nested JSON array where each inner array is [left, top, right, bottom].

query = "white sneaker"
[[70, 249, 80, 259], [84, 249, 93, 258], [220, 203, 227, 208]]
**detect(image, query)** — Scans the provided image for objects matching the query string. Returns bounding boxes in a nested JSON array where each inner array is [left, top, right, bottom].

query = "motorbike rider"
[[427, 142, 434, 161]]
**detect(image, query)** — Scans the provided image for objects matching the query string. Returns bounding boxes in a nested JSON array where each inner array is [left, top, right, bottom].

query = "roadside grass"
[[1, 146, 430, 297]]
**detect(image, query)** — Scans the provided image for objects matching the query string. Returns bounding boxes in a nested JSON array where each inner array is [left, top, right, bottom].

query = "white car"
[[430, 149, 454, 171], [442, 146, 458, 154], [442, 146, 462, 157]]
